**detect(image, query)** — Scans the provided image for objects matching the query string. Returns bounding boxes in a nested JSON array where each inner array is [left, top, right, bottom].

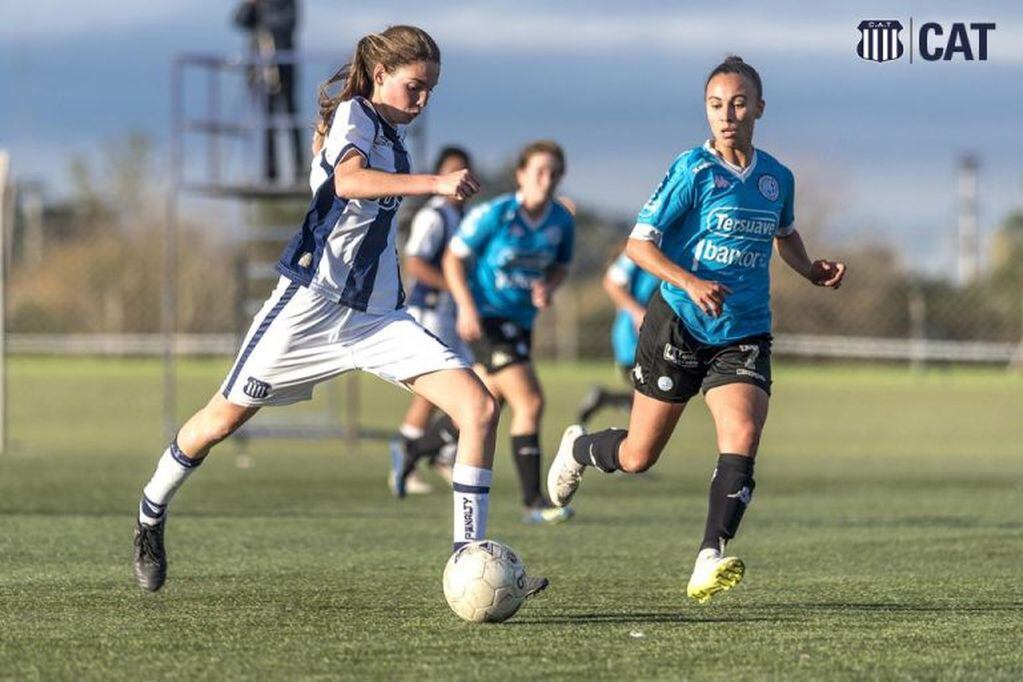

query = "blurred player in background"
[[548, 56, 845, 603], [133, 26, 547, 602], [575, 246, 661, 425], [233, 0, 305, 184], [388, 146, 475, 497], [428, 141, 577, 525]]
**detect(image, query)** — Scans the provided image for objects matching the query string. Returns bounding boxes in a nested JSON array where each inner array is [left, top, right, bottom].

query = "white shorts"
[[220, 278, 469, 407], [407, 304, 473, 364]]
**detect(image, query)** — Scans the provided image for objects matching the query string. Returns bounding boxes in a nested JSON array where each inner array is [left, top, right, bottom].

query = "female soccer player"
[[388, 146, 474, 496], [443, 141, 576, 525], [548, 56, 846, 603], [132, 26, 546, 600], [576, 247, 661, 425]]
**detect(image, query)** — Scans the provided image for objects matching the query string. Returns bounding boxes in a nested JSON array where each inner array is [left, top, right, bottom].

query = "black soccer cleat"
[[133, 520, 167, 592]]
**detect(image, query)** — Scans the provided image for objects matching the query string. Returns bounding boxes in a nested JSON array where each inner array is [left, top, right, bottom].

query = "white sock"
[[138, 441, 202, 526], [452, 463, 492, 551]]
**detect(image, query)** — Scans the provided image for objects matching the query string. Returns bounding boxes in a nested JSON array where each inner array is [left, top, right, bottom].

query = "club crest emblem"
[[757, 174, 780, 201], [856, 20, 905, 63]]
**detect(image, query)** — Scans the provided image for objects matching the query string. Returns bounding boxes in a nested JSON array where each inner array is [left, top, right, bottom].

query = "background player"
[[548, 56, 845, 603], [132, 26, 547, 601], [442, 140, 576, 525], [576, 246, 661, 425], [388, 146, 474, 496]]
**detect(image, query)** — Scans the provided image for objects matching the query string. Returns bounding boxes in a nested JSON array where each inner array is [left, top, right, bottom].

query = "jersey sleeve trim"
[[630, 223, 663, 244], [448, 236, 472, 258]]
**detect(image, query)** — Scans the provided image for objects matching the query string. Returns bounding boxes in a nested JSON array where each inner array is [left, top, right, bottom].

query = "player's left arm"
[[775, 230, 846, 289], [533, 216, 574, 308], [773, 170, 845, 289]]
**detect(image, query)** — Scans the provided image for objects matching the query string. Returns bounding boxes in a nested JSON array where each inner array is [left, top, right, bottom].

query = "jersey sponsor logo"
[[243, 377, 272, 399], [736, 367, 767, 382], [545, 226, 562, 244], [707, 208, 779, 242], [757, 174, 780, 201], [378, 195, 402, 211], [713, 174, 732, 191], [694, 239, 767, 269], [663, 343, 698, 369]]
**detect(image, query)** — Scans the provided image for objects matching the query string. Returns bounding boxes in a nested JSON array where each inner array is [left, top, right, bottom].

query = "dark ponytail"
[[705, 55, 763, 100], [313, 25, 440, 150]]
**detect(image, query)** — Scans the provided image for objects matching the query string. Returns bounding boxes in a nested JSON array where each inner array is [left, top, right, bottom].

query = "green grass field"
[[1, 357, 1022, 680]]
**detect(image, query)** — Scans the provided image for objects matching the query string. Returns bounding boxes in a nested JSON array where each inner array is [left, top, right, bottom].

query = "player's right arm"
[[603, 255, 646, 329], [444, 202, 499, 341], [405, 209, 448, 291], [323, 101, 480, 201], [628, 156, 730, 317]]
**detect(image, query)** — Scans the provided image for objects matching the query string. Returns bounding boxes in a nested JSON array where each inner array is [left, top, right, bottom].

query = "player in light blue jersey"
[[444, 141, 577, 525], [549, 56, 846, 604], [576, 248, 661, 425], [131, 27, 548, 605]]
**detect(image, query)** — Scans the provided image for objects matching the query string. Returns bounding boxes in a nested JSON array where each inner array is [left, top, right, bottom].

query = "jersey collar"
[[514, 192, 552, 230], [703, 140, 758, 182]]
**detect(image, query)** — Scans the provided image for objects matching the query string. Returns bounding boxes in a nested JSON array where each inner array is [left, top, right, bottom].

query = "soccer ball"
[[443, 540, 527, 623]]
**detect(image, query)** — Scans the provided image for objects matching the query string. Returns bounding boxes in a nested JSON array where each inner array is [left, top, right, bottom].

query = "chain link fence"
[[4, 138, 1023, 367]]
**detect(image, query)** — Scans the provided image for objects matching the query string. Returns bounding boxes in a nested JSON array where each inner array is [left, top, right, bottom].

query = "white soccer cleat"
[[686, 548, 745, 604], [546, 424, 586, 507]]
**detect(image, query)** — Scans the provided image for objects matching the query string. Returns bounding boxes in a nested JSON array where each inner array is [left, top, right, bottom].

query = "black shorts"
[[631, 290, 772, 403], [469, 317, 533, 374]]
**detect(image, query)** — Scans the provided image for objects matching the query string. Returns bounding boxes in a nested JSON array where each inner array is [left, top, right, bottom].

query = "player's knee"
[[455, 389, 498, 436], [724, 421, 762, 455], [518, 390, 544, 421]]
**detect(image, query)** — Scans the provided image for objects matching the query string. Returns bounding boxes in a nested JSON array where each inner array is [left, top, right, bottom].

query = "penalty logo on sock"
[[462, 498, 476, 540]]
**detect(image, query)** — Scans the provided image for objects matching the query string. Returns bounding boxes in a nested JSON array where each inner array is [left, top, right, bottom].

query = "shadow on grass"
[[510, 612, 796, 625]]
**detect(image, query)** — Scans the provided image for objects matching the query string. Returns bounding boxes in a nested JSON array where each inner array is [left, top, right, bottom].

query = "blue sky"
[[2, 0, 1021, 273]]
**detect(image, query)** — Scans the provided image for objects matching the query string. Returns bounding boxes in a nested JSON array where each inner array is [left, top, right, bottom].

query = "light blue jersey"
[[631, 142, 795, 345], [450, 193, 575, 328], [606, 254, 660, 367]]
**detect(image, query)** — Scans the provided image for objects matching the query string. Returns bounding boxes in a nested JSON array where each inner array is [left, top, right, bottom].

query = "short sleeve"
[[323, 98, 377, 167], [555, 217, 575, 265], [633, 156, 695, 239], [606, 253, 636, 286], [449, 200, 500, 257], [405, 207, 446, 259], [777, 171, 796, 235]]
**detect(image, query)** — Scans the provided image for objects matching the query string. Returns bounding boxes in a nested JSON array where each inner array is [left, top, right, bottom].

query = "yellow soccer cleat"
[[686, 549, 745, 604]]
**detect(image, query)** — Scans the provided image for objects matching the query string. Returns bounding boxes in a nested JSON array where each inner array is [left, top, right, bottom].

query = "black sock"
[[410, 415, 458, 460], [572, 429, 627, 472], [700, 454, 756, 553], [511, 434, 543, 507]]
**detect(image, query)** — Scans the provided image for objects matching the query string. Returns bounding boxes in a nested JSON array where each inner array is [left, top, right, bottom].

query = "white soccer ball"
[[443, 540, 527, 623]]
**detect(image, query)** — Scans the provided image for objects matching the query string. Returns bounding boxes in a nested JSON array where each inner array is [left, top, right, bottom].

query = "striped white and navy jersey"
[[277, 96, 410, 313], [405, 196, 464, 311]]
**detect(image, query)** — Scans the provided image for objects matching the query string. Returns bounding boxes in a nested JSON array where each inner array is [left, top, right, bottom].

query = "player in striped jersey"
[[388, 146, 474, 496], [548, 56, 845, 604], [132, 26, 547, 602]]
